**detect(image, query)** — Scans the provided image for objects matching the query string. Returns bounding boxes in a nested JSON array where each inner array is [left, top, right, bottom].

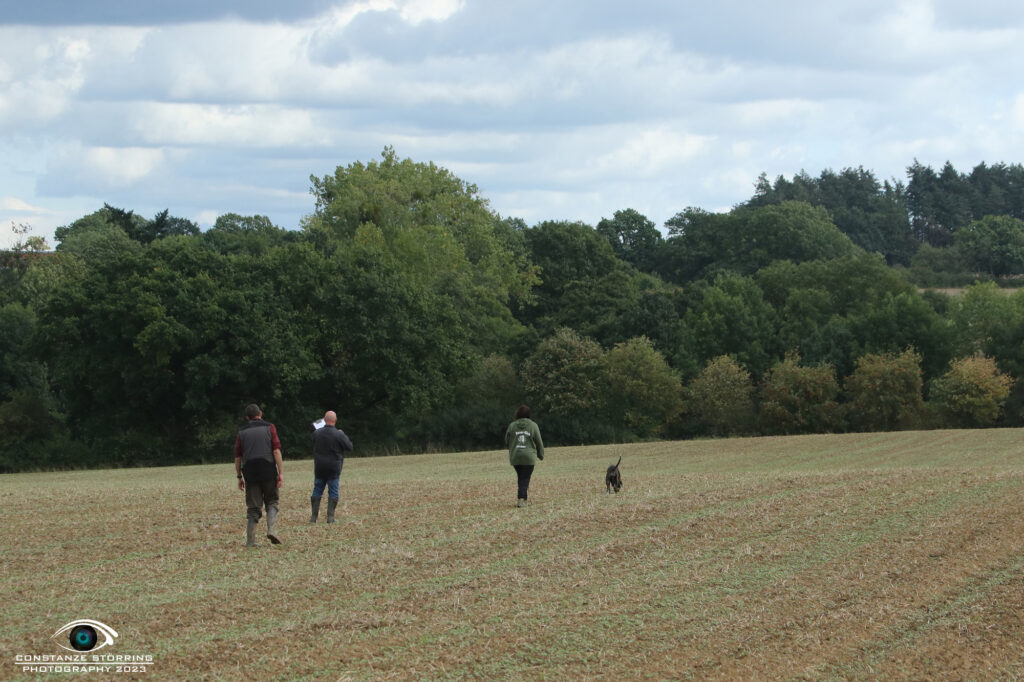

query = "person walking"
[[504, 405, 544, 507], [234, 404, 284, 546], [310, 410, 353, 524]]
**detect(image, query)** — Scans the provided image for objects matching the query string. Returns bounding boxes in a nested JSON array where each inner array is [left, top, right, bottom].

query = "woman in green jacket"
[[504, 405, 545, 507]]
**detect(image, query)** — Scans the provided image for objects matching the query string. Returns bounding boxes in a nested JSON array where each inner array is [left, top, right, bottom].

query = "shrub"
[[844, 349, 924, 432], [929, 356, 1013, 428], [759, 354, 843, 435], [686, 356, 755, 437]]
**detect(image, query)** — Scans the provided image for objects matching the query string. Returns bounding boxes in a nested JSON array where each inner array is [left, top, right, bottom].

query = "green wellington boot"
[[309, 496, 321, 523], [326, 498, 338, 524]]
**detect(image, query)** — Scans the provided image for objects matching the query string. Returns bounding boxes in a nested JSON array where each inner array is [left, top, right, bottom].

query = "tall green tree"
[[947, 283, 1024, 358], [429, 354, 524, 450], [906, 160, 952, 247], [907, 244, 969, 287], [603, 336, 683, 438], [520, 327, 610, 443], [659, 207, 735, 283], [737, 201, 859, 273], [304, 223, 476, 447], [0, 224, 76, 471], [846, 291, 954, 381], [306, 147, 534, 355], [680, 273, 779, 378], [521, 219, 641, 344], [596, 208, 663, 273], [0, 304, 45, 403], [661, 201, 858, 280], [755, 252, 951, 379], [36, 233, 327, 460], [954, 215, 1024, 277], [200, 213, 292, 255], [607, 283, 690, 371], [54, 204, 198, 246], [748, 167, 914, 264]]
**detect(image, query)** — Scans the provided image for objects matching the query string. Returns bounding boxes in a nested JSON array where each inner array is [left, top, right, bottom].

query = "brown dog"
[[605, 456, 622, 494]]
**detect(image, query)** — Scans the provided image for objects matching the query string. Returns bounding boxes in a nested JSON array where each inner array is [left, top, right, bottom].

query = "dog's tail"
[[613, 455, 621, 470]]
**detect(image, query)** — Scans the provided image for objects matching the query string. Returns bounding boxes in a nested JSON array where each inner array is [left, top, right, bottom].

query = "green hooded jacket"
[[505, 418, 545, 466]]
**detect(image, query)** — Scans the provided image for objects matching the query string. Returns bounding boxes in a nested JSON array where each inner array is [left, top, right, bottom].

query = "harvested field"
[[5, 430, 1024, 680]]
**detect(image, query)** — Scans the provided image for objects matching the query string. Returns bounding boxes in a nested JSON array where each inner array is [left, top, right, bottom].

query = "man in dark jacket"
[[234, 404, 284, 547], [310, 410, 353, 524]]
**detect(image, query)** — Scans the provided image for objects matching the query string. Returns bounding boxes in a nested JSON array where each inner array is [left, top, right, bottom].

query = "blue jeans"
[[312, 477, 339, 500]]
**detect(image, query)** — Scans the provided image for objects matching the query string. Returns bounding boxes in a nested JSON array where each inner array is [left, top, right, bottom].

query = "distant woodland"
[[4, 149, 1024, 471]]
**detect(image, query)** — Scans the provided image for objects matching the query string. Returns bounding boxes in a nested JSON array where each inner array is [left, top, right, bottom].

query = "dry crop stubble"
[[3, 430, 1024, 679]]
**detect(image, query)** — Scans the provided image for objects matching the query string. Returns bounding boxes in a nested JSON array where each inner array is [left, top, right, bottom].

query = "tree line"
[[2, 149, 1024, 471]]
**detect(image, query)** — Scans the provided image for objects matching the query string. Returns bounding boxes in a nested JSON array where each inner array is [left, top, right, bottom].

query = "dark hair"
[[244, 404, 262, 419], [515, 405, 531, 419]]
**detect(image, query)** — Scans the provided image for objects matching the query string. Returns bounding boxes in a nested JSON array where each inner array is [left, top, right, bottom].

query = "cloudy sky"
[[2, 0, 1023, 248]]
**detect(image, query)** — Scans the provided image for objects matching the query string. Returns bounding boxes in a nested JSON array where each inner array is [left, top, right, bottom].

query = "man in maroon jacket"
[[234, 404, 284, 547]]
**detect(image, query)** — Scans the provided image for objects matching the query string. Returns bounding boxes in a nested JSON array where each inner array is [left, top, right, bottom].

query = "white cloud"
[[0, 37, 86, 127], [43, 144, 166, 192], [84, 147, 165, 186], [594, 127, 715, 178], [872, 0, 1020, 65], [194, 209, 221, 227], [0, 26, 151, 128], [489, 187, 603, 225], [132, 103, 322, 148], [1, 197, 46, 212], [398, 0, 465, 25], [730, 98, 826, 128], [1014, 94, 1024, 130]]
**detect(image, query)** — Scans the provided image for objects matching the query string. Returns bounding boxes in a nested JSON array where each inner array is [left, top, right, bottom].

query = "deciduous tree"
[[521, 327, 609, 443], [758, 354, 842, 435], [844, 349, 924, 432], [686, 355, 755, 437], [603, 336, 683, 438], [929, 356, 1012, 428]]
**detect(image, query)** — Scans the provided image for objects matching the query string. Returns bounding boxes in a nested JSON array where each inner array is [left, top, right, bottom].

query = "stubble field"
[[4, 430, 1024, 680]]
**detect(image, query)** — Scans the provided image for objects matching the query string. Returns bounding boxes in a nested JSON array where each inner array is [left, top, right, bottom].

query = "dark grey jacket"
[[313, 425, 353, 479], [237, 419, 278, 482]]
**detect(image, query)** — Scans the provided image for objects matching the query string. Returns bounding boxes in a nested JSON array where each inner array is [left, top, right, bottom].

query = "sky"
[[2, 0, 1023, 249]]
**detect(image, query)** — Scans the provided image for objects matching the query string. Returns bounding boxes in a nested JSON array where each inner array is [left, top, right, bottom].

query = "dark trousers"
[[513, 464, 534, 500], [245, 477, 279, 522]]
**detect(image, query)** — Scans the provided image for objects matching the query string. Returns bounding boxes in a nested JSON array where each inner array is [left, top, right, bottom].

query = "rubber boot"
[[266, 505, 282, 544], [326, 498, 338, 524], [309, 497, 321, 524], [245, 519, 257, 547]]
